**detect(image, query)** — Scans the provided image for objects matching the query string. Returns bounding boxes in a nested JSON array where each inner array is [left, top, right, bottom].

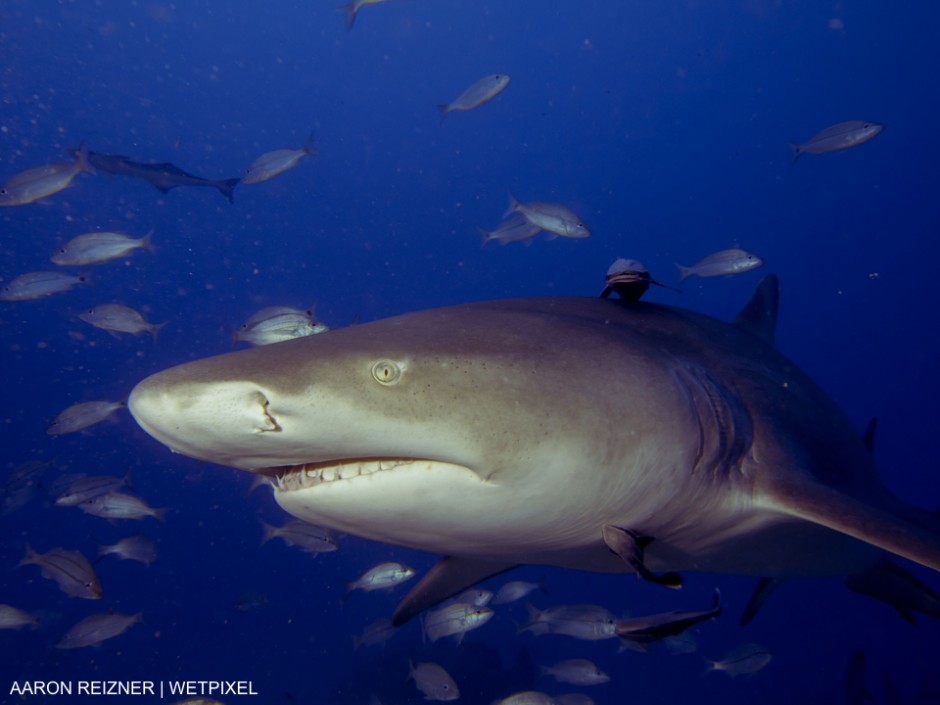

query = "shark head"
[[129, 298, 709, 568], [130, 282, 940, 622]]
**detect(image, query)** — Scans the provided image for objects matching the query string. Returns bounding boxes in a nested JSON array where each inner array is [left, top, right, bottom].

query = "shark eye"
[[371, 360, 402, 386]]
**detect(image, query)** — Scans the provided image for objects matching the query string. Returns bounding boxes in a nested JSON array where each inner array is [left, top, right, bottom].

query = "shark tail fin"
[[764, 478, 940, 574]]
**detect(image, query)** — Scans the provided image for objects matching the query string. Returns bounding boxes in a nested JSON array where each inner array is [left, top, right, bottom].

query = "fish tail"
[[259, 520, 278, 545], [477, 226, 493, 249], [504, 192, 521, 219], [18, 541, 37, 567], [149, 321, 168, 343], [140, 229, 156, 254], [338, 2, 358, 30], [788, 143, 802, 165], [675, 263, 692, 283], [302, 130, 318, 157], [152, 507, 168, 523], [437, 105, 449, 125], [217, 177, 241, 203], [74, 142, 96, 175], [701, 659, 718, 677]]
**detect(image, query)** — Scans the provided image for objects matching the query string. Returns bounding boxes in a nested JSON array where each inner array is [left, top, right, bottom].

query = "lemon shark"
[[128, 277, 940, 624]]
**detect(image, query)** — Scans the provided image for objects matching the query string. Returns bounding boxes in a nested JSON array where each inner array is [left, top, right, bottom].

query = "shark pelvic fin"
[[392, 556, 518, 626], [732, 274, 779, 347], [603, 525, 683, 589]]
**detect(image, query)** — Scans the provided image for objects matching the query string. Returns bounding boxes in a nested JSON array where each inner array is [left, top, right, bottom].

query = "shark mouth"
[[272, 458, 436, 492]]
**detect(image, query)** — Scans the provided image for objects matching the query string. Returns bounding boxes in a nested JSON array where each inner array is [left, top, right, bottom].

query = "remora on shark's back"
[[127, 277, 940, 625]]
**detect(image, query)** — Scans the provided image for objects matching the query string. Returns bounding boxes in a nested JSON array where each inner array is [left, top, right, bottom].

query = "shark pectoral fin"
[[845, 557, 940, 624], [765, 480, 940, 573], [740, 576, 785, 626], [391, 557, 518, 627], [602, 525, 683, 589]]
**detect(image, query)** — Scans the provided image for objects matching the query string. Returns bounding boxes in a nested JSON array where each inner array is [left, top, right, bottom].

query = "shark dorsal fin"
[[733, 274, 779, 347]]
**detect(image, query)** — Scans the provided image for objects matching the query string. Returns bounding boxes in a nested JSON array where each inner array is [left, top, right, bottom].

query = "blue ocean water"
[[1, 1, 938, 703]]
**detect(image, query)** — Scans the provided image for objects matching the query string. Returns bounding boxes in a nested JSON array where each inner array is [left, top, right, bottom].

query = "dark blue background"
[[2, 2, 938, 703]]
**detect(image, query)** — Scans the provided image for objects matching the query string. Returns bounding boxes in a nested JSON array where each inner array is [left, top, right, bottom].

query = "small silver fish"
[[19, 544, 102, 599], [337, 0, 390, 30], [554, 695, 595, 705], [51, 230, 154, 266], [493, 579, 545, 605], [479, 214, 544, 247], [242, 132, 317, 185], [790, 120, 884, 163], [235, 590, 269, 612], [704, 643, 773, 678], [522, 603, 617, 640], [540, 659, 609, 686], [439, 74, 511, 121], [96, 535, 158, 565], [0, 604, 39, 630], [494, 692, 557, 705], [0, 146, 92, 207], [2, 459, 52, 515], [260, 518, 338, 553], [661, 633, 698, 655], [345, 561, 415, 595], [505, 194, 591, 239], [79, 491, 166, 521], [79, 303, 165, 339], [47, 400, 125, 436], [234, 306, 329, 346], [352, 617, 397, 649], [408, 661, 460, 702], [0, 271, 89, 301], [450, 588, 494, 607], [423, 602, 494, 643], [675, 248, 763, 283], [56, 611, 142, 649], [55, 473, 132, 506]]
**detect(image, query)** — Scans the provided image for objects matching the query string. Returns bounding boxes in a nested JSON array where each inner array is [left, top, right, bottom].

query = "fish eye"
[[371, 359, 402, 385]]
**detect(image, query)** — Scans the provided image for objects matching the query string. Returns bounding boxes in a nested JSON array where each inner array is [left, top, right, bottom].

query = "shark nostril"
[[253, 392, 282, 433]]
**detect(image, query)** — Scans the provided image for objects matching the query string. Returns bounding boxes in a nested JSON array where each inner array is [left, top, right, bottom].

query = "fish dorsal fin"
[[392, 556, 517, 626], [733, 274, 779, 347]]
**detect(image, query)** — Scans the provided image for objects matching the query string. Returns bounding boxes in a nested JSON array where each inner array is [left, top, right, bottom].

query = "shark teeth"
[[274, 458, 415, 492]]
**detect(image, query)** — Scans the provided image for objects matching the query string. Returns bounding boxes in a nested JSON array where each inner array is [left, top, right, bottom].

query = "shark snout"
[[129, 373, 285, 466]]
